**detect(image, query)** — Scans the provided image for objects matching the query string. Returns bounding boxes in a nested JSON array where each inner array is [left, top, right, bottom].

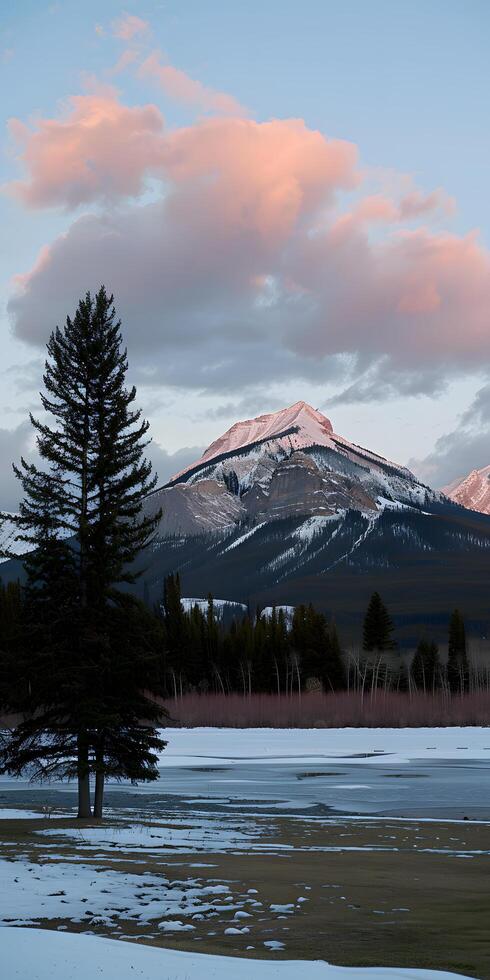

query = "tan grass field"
[[0, 813, 488, 979]]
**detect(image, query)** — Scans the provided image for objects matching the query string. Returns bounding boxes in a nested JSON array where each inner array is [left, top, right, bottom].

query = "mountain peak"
[[171, 401, 334, 482], [443, 464, 490, 514]]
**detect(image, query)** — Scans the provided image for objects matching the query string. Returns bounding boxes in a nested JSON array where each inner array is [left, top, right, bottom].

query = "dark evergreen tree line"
[[157, 573, 346, 696], [0, 563, 476, 733]]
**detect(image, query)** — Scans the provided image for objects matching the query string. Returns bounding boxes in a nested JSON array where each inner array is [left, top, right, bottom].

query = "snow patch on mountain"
[[0, 514, 32, 563], [293, 514, 340, 544], [221, 522, 267, 553], [261, 605, 295, 625], [153, 401, 437, 536], [172, 401, 335, 482], [181, 598, 247, 618]]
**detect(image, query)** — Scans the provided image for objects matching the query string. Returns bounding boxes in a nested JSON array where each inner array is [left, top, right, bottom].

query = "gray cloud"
[[147, 441, 204, 487], [8, 203, 349, 394], [0, 417, 202, 509], [203, 392, 289, 422], [4, 357, 45, 394], [0, 421, 36, 511], [410, 382, 490, 488], [326, 359, 449, 406]]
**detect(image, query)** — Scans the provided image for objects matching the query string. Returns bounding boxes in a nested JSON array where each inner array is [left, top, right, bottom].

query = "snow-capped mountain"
[[133, 401, 490, 642], [147, 401, 436, 536], [171, 400, 336, 480], [442, 465, 490, 515], [0, 514, 31, 564], [2, 402, 490, 642]]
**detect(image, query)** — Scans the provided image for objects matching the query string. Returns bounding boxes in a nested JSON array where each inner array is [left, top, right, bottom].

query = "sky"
[[1, 0, 490, 509]]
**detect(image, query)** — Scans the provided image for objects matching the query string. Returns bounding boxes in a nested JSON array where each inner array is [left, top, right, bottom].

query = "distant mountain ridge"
[[442, 464, 490, 515]]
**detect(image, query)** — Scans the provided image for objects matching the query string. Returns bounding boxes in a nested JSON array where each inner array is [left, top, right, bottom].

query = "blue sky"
[[1, 1, 489, 506]]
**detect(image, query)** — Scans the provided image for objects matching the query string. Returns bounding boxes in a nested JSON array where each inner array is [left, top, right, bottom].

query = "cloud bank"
[[6, 66, 490, 409], [7, 88, 165, 208]]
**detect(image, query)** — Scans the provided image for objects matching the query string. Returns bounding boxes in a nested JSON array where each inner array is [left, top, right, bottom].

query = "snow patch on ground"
[[0, 808, 47, 819], [36, 816, 268, 853], [1, 928, 477, 980], [0, 858, 235, 928]]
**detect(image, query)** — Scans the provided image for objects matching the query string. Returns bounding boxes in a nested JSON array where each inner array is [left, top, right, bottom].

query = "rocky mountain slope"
[[133, 402, 490, 642], [442, 464, 490, 515], [146, 401, 436, 536], [2, 402, 490, 642]]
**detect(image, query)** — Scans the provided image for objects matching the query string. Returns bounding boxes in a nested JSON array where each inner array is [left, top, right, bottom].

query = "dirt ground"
[[1, 813, 489, 978]]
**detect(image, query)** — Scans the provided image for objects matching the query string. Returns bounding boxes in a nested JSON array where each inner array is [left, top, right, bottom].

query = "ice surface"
[[157, 727, 490, 767]]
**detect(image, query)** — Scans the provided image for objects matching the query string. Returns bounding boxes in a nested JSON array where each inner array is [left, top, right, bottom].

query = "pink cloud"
[[386, 229, 490, 357], [397, 279, 441, 314], [139, 50, 248, 117], [334, 188, 455, 234], [7, 92, 490, 398], [110, 47, 139, 76], [6, 90, 165, 208], [399, 188, 455, 219], [160, 117, 358, 243], [291, 224, 490, 370], [111, 13, 149, 41]]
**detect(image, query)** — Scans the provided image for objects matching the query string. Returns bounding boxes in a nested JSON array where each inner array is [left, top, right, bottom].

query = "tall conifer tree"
[[0, 288, 166, 817], [362, 592, 396, 652]]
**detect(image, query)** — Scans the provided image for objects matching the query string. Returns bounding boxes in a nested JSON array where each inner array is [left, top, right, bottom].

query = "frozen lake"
[[1, 728, 489, 820], [1, 759, 489, 821], [150, 757, 490, 820]]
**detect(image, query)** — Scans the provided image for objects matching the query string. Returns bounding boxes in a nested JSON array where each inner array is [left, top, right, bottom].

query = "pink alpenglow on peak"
[[150, 400, 424, 539], [171, 402, 335, 481], [442, 464, 490, 515]]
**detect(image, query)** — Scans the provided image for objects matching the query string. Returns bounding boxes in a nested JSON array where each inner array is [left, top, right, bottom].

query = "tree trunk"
[[274, 659, 280, 696], [93, 770, 105, 819], [77, 732, 91, 818], [93, 735, 105, 819]]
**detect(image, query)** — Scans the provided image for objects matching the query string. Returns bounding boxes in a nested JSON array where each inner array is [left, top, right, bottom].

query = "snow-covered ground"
[[0, 858, 236, 928], [36, 814, 272, 853], [1, 929, 477, 980], [0, 808, 47, 819], [158, 727, 490, 766]]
